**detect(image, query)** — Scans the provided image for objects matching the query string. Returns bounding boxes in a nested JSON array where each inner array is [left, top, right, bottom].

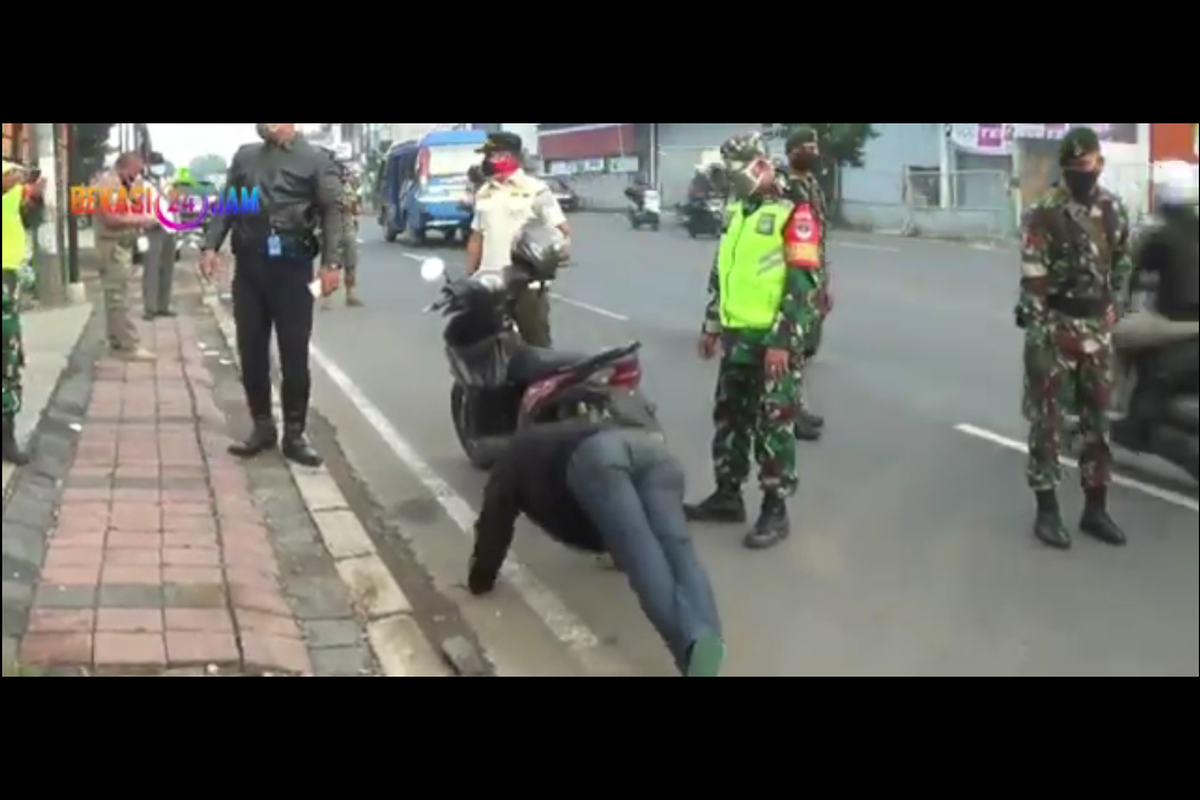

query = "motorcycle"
[[420, 257, 664, 470], [685, 195, 724, 238], [1109, 318, 1199, 482], [626, 187, 661, 231], [1066, 281, 1198, 482]]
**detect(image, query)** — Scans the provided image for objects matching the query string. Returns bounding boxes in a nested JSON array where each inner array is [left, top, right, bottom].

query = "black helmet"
[[512, 220, 569, 279]]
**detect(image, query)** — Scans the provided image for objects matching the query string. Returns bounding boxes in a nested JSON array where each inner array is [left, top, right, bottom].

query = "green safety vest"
[[2, 160, 26, 271], [717, 197, 794, 330]]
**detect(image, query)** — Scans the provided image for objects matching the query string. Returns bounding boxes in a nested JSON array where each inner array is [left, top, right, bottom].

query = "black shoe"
[[142, 311, 157, 321], [799, 409, 825, 429], [1032, 490, 1071, 550], [1, 416, 29, 466], [157, 310, 177, 318], [228, 419, 278, 458], [1079, 487, 1127, 547], [743, 494, 790, 550], [684, 486, 747, 523], [281, 425, 322, 468], [794, 417, 823, 441]]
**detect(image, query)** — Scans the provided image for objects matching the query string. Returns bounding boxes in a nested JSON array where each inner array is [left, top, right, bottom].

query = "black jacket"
[[469, 421, 609, 594], [1136, 212, 1199, 322], [204, 136, 345, 267]]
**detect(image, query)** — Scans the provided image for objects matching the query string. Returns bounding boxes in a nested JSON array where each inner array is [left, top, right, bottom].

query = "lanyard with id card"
[[267, 227, 282, 258]]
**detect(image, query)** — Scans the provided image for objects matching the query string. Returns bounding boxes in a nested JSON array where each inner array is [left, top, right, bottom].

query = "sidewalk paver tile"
[[2, 276, 383, 675]]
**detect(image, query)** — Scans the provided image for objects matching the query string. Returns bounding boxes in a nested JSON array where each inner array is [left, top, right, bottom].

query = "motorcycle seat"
[[507, 347, 593, 385], [507, 344, 640, 386], [1166, 395, 1199, 433]]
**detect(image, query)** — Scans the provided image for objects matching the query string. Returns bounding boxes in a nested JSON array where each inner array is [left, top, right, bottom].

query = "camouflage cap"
[[1059, 126, 1101, 165], [785, 126, 818, 152], [720, 131, 768, 164]]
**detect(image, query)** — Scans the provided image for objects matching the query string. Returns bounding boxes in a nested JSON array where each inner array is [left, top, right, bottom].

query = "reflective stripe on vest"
[[2, 161, 27, 271], [717, 197, 793, 330]]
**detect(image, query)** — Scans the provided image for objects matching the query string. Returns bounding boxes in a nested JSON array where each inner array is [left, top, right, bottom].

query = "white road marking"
[[400, 251, 629, 321], [308, 343, 608, 654], [548, 294, 628, 321], [954, 423, 1199, 513], [834, 242, 901, 253]]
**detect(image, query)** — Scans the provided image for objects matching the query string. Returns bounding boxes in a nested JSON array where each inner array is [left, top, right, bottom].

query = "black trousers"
[[566, 429, 722, 674], [232, 253, 314, 428]]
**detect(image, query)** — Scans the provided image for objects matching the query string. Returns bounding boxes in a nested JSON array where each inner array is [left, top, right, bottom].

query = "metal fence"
[[838, 167, 1016, 240]]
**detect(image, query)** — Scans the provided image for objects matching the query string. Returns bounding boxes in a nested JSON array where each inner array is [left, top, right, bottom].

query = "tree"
[[74, 123, 116, 181], [188, 154, 228, 180], [770, 123, 879, 219]]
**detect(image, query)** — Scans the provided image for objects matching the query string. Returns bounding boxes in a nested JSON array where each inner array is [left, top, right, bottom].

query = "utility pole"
[[937, 124, 952, 210], [66, 122, 83, 296], [31, 123, 66, 306]]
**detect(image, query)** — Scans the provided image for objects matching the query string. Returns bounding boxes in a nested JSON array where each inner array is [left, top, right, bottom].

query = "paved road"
[[309, 212, 1198, 677]]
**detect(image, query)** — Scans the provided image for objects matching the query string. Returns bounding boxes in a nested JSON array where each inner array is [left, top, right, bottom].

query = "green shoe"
[[685, 633, 726, 677]]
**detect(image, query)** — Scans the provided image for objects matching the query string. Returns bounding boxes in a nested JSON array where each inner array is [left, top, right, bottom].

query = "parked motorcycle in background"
[[685, 195, 725, 238], [625, 185, 661, 231]]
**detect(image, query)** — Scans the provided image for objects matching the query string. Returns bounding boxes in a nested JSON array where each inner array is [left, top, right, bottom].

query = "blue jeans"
[[567, 430, 722, 673]]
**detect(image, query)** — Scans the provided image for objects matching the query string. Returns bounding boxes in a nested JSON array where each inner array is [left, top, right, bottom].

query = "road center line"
[[834, 242, 901, 253], [954, 423, 1198, 513], [400, 251, 629, 321], [308, 343, 610, 655]]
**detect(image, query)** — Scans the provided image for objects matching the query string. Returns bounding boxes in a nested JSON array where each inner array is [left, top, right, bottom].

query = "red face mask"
[[487, 154, 520, 178]]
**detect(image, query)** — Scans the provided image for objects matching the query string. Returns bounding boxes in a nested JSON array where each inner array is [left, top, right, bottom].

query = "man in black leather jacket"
[[199, 123, 345, 467], [1119, 164, 1198, 444]]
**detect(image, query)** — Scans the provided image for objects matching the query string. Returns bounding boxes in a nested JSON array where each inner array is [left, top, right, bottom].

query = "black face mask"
[[789, 152, 821, 173], [479, 160, 495, 177], [1062, 169, 1100, 202]]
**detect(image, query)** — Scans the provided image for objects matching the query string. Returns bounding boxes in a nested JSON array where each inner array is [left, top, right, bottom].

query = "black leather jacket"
[[204, 136, 345, 266], [1136, 210, 1199, 322]]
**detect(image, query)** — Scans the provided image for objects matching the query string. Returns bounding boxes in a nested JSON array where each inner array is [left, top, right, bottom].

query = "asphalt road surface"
[[306, 212, 1198, 677]]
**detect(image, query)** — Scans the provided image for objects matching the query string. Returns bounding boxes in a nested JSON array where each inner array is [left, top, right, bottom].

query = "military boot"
[[684, 485, 747, 524], [228, 418, 278, 459], [281, 422, 322, 468], [345, 274, 364, 307], [743, 494, 790, 550], [2, 415, 29, 466], [795, 411, 823, 441], [1079, 487, 1127, 546], [1032, 490, 1071, 550]]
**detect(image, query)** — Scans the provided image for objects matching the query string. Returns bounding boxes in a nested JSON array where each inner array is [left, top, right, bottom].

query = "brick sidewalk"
[[10, 298, 371, 675]]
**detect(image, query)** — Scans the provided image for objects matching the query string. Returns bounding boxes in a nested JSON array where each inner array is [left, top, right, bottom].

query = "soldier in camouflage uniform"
[[324, 161, 363, 308], [780, 127, 829, 441], [2, 270, 24, 464], [685, 132, 820, 550], [1017, 127, 1133, 550]]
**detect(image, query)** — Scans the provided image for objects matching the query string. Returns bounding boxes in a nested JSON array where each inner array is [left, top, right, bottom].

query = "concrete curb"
[[197, 275, 450, 677]]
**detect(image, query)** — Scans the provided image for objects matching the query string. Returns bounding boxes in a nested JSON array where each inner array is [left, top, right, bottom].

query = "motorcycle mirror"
[[420, 257, 446, 283]]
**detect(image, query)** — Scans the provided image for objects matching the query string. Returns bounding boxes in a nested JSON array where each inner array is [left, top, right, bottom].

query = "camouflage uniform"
[[2, 272, 22, 419], [781, 154, 829, 438], [686, 132, 817, 550], [1017, 127, 1133, 549], [333, 168, 362, 307]]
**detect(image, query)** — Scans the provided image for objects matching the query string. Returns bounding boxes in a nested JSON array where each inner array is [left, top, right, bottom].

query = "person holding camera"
[[94, 152, 159, 362], [466, 132, 568, 347]]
